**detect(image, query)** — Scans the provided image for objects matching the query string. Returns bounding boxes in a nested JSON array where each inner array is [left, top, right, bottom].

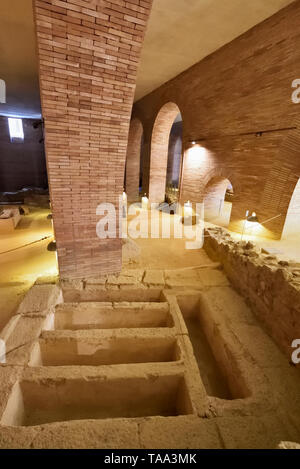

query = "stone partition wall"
[[204, 227, 300, 360], [133, 1, 300, 239], [33, 0, 152, 279]]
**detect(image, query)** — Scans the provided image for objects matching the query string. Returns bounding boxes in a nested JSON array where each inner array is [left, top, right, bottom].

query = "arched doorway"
[[149, 102, 182, 204], [165, 115, 183, 205], [203, 176, 234, 227], [125, 118, 143, 201], [282, 178, 300, 240]]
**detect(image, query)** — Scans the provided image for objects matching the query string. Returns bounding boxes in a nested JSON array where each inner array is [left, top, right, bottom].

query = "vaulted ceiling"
[[0, 0, 41, 118], [0, 0, 295, 116], [134, 0, 294, 101]]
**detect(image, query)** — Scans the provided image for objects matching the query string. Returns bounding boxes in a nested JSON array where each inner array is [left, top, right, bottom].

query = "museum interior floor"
[[0, 206, 299, 449]]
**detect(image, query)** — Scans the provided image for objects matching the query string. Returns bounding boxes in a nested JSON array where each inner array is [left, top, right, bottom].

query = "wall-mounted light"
[[191, 141, 196, 145], [0, 79, 6, 104], [247, 212, 259, 223]]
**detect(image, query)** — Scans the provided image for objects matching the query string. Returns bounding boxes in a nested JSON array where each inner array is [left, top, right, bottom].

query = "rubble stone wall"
[[204, 227, 300, 358]]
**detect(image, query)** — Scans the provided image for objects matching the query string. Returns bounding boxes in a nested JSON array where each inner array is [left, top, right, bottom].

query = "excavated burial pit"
[[64, 288, 165, 303], [1, 375, 193, 427], [53, 302, 174, 330], [177, 294, 248, 400], [29, 336, 180, 366]]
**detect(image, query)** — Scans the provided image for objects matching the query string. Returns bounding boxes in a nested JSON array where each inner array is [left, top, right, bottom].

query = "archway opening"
[[125, 118, 143, 201], [203, 176, 233, 228], [282, 178, 300, 240], [165, 114, 183, 205], [149, 102, 182, 204]]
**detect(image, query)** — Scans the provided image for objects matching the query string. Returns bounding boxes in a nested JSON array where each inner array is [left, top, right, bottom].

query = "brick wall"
[[133, 1, 300, 239], [33, 0, 152, 279], [0, 117, 47, 192]]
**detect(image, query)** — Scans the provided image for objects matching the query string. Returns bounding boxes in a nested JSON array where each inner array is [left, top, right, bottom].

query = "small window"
[[8, 118, 24, 141]]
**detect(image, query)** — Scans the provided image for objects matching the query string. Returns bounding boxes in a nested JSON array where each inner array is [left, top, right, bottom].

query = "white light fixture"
[[0, 79, 6, 104], [184, 200, 193, 218], [247, 212, 259, 223], [142, 193, 149, 210], [192, 141, 196, 145], [8, 118, 24, 140]]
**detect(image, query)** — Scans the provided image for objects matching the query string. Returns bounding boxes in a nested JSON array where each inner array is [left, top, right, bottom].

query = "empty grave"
[[177, 294, 249, 400], [29, 335, 180, 366], [1, 375, 193, 427], [63, 288, 165, 303], [52, 302, 174, 330]]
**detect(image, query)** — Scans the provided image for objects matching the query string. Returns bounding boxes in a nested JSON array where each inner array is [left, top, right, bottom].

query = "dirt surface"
[[0, 208, 57, 331]]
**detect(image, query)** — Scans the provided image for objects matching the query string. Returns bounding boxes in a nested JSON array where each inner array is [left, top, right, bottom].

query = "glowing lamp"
[[142, 194, 149, 210], [247, 212, 259, 223], [184, 201, 193, 218]]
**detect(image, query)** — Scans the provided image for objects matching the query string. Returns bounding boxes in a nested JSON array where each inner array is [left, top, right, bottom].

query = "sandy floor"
[[0, 208, 57, 331], [0, 203, 298, 333], [125, 207, 210, 269]]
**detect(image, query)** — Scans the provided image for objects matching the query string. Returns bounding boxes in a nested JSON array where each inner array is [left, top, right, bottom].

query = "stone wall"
[[204, 227, 300, 359], [33, 0, 152, 279], [133, 1, 300, 239]]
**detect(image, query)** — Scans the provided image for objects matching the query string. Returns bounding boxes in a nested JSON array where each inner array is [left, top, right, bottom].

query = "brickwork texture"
[[133, 1, 300, 239], [33, 0, 152, 278]]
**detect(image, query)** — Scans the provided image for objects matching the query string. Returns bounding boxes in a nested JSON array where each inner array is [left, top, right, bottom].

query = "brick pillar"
[[33, 0, 152, 279]]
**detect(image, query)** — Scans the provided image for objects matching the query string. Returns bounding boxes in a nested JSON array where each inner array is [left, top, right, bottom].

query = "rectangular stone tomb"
[[1, 375, 193, 426], [177, 294, 248, 400], [29, 336, 180, 366], [53, 302, 174, 330]]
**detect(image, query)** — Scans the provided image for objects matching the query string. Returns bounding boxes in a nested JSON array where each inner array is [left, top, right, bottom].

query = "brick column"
[[33, 0, 152, 278]]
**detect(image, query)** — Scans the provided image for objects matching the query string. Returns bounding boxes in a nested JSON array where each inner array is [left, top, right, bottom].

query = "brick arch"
[[203, 170, 235, 227], [125, 118, 143, 201], [202, 167, 240, 201], [259, 119, 300, 239], [282, 177, 300, 239], [148, 102, 182, 203], [277, 122, 300, 239]]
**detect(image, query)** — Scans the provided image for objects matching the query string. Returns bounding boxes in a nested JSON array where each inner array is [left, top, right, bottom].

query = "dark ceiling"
[[0, 0, 295, 116], [0, 0, 41, 118]]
